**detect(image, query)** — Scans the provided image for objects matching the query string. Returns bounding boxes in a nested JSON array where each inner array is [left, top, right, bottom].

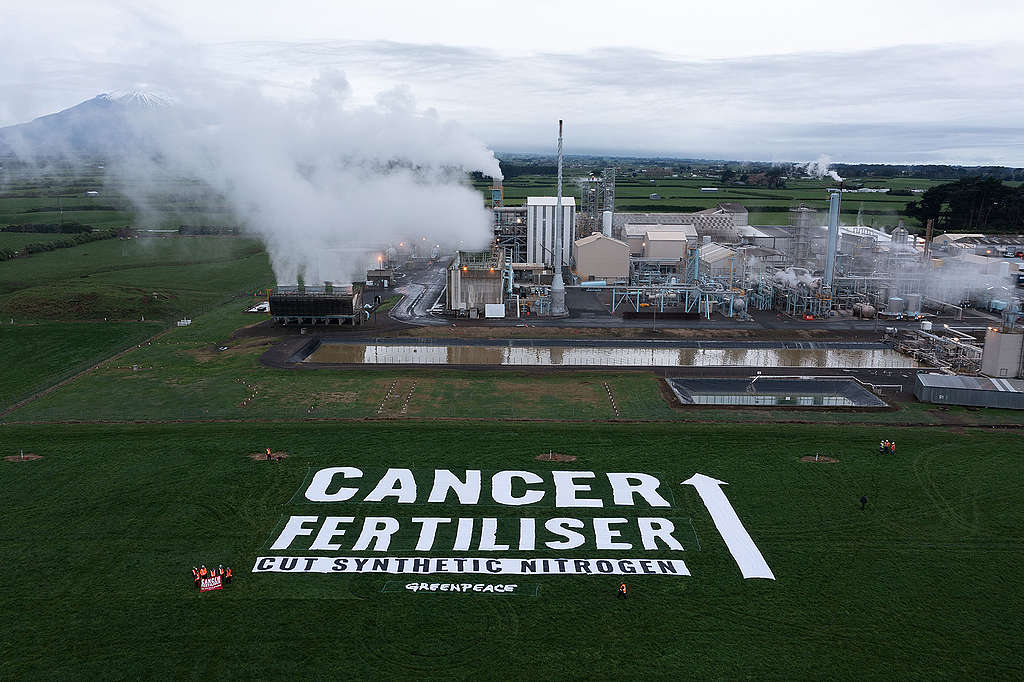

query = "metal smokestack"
[[602, 210, 613, 238], [550, 120, 568, 317], [824, 191, 840, 287]]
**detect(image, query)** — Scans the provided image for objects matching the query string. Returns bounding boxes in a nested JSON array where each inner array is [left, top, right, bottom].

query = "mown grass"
[[0, 321, 163, 409], [1, 419, 1021, 678], [0, 236, 271, 321]]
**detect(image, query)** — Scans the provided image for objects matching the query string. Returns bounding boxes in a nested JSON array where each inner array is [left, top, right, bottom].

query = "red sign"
[[200, 576, 223, 592]]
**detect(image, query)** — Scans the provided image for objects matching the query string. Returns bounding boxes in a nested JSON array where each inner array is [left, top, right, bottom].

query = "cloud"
[[2, 9, 1023, 165]]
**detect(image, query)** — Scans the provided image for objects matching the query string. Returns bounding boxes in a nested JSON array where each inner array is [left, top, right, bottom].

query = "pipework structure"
[[577, 168, 616, 238]]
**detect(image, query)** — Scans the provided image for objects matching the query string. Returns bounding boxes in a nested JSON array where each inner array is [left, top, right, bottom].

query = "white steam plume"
[[117, 71, 502, 286], [804, 154, 843, 183]]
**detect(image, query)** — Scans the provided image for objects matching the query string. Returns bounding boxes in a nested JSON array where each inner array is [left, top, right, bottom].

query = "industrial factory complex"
[[265, 124, 1024, 411]]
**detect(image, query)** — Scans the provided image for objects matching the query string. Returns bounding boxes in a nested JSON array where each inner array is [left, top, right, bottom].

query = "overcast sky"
[[3, 0, 1024, 165]]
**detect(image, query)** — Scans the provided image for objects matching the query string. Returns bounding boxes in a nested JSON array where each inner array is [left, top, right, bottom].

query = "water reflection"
[[305, 343, 918, 368]]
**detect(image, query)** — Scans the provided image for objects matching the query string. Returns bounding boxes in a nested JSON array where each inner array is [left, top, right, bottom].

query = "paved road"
[[388, 259, 449, 326]]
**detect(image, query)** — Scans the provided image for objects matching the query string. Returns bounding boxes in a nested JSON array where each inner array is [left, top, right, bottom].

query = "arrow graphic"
[[683, 473, 775, 580]]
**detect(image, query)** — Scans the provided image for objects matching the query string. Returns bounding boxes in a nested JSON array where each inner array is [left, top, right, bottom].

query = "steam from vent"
[[804, 154, 843, 183], [120, 72, 502, 285]]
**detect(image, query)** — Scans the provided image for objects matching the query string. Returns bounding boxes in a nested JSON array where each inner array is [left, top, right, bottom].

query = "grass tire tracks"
[[0, 327, 176, 420]]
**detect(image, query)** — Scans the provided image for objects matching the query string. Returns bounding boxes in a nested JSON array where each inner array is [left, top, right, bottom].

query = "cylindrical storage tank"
[[999, 261, 1010, 278], [887, 296, 905, 314], [921, 320, 933, 331], [906, 293, 922, 315], [602, 210, 613, 237]]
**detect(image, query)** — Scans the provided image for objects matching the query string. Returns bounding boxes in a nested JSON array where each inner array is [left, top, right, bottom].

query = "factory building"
[[624, 223, 697, 255], [611, 203, 746, 244], [914, 373, 1024, 410], [699, 243, 738, 278], [526, 196, 576, 267], [574, 233, 629, 282], [643, 231, 688, 260], [269, 284, 364, 325], [446, 249, 505, 318], [981, 328, 1024, 378]]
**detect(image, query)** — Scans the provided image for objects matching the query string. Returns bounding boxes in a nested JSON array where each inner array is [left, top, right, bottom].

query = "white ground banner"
[[252, 556, 689, 576], [255, 466, 775, 581]]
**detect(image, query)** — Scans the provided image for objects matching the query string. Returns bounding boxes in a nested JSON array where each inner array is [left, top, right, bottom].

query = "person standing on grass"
[[617, 582, 627, 599], [860, 495, 868, 510]]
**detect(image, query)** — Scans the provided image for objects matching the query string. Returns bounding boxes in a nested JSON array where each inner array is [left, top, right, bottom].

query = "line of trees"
[[0, 228, 116, 262], [2, 222, 96, 233], [904, 178, 1024, 232]]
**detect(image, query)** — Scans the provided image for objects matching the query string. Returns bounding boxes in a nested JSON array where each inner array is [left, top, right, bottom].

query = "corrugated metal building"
[[914, 373, 1024, 410], [526, 196, 576, 267]]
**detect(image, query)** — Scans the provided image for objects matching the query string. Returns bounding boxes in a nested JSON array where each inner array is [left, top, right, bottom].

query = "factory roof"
[[526, 196, 577, 206], [751, 225, 794, 238], [575, 233, 628, 248], [698, 243, 736, 263], [955, 235, 1024, 246], [916, 373, 1024, 393], [644, 230, 688, 241], [840, 225, 892, 243], [716, 202, 748, 214], [933, 232, 984, 244], [625, 223, 697, 239]]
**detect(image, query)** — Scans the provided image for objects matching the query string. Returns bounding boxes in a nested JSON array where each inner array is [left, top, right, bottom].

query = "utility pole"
[[550, 120, 568, 317]]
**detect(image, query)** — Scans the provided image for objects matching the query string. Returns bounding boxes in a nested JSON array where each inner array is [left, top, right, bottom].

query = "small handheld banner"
[[200, 575, 223, 592]]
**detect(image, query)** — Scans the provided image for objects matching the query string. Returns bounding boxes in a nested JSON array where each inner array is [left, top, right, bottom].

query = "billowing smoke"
[[773, 266, 820, 289], [4, 70, 502, 286], [803, 154, 843, 183], [112, 72, 502, 285]]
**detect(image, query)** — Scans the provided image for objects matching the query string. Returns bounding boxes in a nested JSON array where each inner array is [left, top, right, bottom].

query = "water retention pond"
[[300, 339, 918, 369]]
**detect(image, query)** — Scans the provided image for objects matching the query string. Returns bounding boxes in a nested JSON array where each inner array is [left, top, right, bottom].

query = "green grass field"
[[0, 321, 163, 409], [482, 175, 930, 228], [2, 165, 1022, 678], [2, 420, 1022, 678], [0, 235, 270, 321]]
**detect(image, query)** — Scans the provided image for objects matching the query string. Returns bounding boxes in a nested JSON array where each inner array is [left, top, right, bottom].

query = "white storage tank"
[[921, 320, 933, 331], [887, 296, 905, 314], [906, 293, 922, 315]]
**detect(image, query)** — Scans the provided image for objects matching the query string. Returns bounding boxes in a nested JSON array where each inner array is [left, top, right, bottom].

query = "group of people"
[[192, 564, 232, 587], [879, 440, 897, 455]]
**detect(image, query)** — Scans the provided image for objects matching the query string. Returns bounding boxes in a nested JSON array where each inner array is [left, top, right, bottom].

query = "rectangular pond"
[[302, 341, 918, 369], [666, 377, 889, 408]]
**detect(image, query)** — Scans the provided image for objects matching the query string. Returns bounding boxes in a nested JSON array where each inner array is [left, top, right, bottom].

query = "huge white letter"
[[305, 467, 363, 502], [491, 471, 545, 506], [594, 517, 632, 549], [411, 517, 450, 551], [270, 516, 319, 550], [352, 517, 401, 551], [607, 473, 671, 507], [428, 470, 481, 505], [544, 518, 585, 549], [309, 516, 355, 551], [637, 517, 684, 551], [552, 471, 602, 508], [364, 468, 417, 503]]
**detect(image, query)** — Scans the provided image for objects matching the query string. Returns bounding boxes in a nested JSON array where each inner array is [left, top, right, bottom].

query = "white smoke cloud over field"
[[114, 71, 501, 285], [803, 154, 843, 183]]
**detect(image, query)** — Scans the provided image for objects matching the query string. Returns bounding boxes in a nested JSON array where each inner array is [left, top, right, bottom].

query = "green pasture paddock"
[[5, 297, 1022, 427], [0, 235, 271, 321], [1, 420, 1021, 678], [0, 320, 163, 410]]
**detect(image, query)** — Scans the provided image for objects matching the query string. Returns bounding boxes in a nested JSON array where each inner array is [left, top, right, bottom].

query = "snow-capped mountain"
[[0, 91, 170, 158]]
